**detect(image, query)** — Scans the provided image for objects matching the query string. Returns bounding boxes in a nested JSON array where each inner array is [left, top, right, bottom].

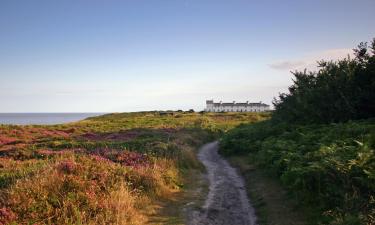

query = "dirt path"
[[187, 142, 257, 225]]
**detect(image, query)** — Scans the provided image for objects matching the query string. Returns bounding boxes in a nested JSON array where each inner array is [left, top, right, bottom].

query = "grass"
[[228, 155, 309, 225], [145, 167, 208, 225], [0, 111, 269, 224]]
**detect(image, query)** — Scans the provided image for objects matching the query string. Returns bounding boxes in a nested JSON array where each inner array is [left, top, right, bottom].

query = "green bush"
[[272, 39, 375, 124], [220, 120, 375, 224]]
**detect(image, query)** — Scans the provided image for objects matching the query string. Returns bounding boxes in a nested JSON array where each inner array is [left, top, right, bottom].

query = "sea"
[[0, 113, 104, 125]]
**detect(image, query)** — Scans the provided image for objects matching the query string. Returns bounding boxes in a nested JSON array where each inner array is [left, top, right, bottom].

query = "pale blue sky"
[[1, 0, 374, 112]]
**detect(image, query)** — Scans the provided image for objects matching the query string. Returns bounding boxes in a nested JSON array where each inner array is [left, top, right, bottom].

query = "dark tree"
[[272, 38, 375, 124]]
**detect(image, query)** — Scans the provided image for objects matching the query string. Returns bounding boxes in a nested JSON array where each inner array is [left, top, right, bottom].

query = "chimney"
[[246, 101, 249, 104], [233, 101, 235, 104], [219, 101, 222, 104]]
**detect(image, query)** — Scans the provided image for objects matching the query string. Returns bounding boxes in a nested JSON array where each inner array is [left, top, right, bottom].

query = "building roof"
[[207, 100, 269, 107]]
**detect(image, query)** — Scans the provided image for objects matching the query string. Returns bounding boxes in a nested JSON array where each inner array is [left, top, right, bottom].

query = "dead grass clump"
[[3, 153, 182, 224], [100, 184, 146, 225]]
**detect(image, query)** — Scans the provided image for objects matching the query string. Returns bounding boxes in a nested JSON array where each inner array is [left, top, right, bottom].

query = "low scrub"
[[220, 119, 375, 224], [0, 111, 268, 224]]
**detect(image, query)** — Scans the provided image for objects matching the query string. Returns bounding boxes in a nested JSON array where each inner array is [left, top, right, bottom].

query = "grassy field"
[[0, 111, 269, 224]]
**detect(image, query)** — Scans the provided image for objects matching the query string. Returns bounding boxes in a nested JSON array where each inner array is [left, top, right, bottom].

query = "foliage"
[[221, 120, 375, 224], [272, 38, 375, 124]]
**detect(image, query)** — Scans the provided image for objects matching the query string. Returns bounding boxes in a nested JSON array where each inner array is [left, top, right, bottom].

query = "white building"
[[205, 100, 270, 112]]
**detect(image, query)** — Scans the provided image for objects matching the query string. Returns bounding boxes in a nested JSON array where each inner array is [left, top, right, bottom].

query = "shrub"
[[272, 38, 375, 124], [220, 120, 375, 224]]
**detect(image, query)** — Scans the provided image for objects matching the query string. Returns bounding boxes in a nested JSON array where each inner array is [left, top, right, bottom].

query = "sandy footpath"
[[187, 141, 257, 225]]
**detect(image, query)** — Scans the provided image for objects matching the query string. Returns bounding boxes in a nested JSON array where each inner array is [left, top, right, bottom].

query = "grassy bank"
[[0, 111, 269, 224], [220, 119, 375, 224], [227, 155, 308, 225]]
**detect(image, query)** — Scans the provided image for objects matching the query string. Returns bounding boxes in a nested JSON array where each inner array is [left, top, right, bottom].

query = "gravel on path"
[[187, 141, 257, 225]]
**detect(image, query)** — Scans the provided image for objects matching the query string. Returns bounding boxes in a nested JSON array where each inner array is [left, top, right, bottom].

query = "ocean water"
[[0, 113, 104, 125]]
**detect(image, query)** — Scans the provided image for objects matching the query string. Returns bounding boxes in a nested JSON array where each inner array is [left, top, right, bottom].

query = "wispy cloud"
[[269, 60, 306, 70], [269, 48, 353, 72]]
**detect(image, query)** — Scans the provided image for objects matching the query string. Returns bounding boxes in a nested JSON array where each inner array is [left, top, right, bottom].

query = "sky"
[[0, 0, 374, 112]]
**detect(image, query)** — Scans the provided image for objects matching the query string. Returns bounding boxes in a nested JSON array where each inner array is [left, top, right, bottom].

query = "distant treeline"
[[273, 38, 375, 124]]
